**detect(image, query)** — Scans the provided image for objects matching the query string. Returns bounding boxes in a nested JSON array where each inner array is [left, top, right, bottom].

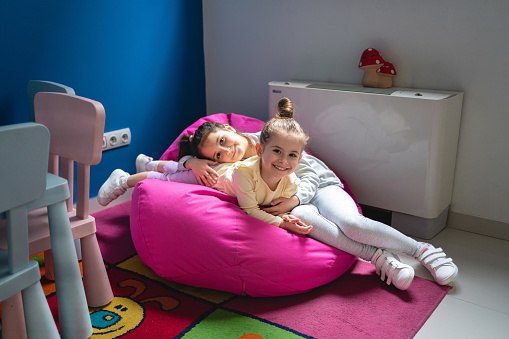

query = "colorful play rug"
[[5, 202, 451, 338]]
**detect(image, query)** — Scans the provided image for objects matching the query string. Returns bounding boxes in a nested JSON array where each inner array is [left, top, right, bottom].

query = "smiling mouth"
[[273, 164, 288, 171]]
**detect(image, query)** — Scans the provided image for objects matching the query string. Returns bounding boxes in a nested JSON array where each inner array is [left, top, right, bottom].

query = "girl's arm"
[[263, 153, 320, 215], [179, 156, 219, 187], [292, 154, 321, 205], [232, 169, 285, 226], [262, 196, 300, 215], [178, 155, 193, 170]]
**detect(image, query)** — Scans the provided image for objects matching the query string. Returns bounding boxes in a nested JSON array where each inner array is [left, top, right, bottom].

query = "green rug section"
[[182, 309, 304, 338]]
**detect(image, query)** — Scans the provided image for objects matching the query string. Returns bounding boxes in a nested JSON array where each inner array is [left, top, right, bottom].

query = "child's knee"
[[292, 204, 318, 218]]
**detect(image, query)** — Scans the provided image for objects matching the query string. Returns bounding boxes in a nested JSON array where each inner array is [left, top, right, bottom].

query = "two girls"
[[98, 98, 458, 290]]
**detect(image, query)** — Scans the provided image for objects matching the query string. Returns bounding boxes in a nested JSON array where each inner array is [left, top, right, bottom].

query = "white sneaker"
[[136, 154, 153, 173], [371, 249, 415, 291], [97, 169, 129, 206], [416, 243, 458, 285]]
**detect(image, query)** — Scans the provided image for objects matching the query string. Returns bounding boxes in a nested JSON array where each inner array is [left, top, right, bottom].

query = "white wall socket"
[[102, 128, 131, 151]]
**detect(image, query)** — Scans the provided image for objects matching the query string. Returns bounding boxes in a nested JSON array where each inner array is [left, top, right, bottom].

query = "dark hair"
[[178, 122, 227, 160], [260, 97, 308, 147]]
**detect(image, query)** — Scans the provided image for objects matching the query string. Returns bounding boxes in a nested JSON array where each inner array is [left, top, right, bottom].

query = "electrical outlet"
[[103, 128, 131, 151]]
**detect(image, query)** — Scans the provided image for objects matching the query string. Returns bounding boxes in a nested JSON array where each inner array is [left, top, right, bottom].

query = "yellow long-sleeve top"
[[213, 156, 300, 226]]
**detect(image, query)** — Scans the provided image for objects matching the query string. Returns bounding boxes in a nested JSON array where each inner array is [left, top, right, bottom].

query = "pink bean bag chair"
[[130, 113, 358, 297]]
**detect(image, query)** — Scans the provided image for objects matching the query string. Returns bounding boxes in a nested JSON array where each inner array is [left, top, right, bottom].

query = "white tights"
[[146, 161, 199, 184], [292, 185, 421, 261]]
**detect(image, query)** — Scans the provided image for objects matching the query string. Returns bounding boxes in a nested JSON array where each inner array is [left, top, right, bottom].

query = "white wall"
[[202, 0, 509, 232]]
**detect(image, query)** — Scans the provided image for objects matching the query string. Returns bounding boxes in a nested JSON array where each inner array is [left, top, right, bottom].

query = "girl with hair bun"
[[210, 104, 312, 233], [98, 97, 458, 290]]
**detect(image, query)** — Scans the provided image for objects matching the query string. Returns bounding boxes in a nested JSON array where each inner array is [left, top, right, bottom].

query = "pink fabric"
[[130, 113, 358, 297]]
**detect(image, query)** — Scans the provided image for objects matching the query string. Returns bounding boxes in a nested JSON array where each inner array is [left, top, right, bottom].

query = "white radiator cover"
[[268, 81, 463, 239]]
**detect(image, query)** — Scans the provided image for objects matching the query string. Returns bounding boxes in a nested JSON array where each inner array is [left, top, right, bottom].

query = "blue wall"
[[0, 1, 206, 198]]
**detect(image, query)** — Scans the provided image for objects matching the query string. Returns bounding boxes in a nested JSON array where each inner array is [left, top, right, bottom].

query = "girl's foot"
[[415, 243, 458, 285], [136, 154, 153, 173], [371, 249, 414, 290], [97, 169, 129, 206]]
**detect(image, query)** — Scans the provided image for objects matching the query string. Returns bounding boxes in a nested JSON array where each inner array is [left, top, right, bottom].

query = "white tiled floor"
[[399, 228, 509, 338]]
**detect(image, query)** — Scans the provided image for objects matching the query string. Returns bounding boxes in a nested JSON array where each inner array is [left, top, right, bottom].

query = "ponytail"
[[178, 133, 194, 160]]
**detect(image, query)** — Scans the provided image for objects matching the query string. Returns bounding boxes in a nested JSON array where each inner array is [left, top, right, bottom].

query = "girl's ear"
[[256, 143, 263, 157], [223, 124, 236, 133]]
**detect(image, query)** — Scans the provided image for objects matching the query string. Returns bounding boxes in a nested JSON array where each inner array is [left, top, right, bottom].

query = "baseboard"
[[447, 211, 509, 241]]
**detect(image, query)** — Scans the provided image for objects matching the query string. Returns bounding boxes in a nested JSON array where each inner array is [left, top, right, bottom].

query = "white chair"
[[0, 123, 59, 338]]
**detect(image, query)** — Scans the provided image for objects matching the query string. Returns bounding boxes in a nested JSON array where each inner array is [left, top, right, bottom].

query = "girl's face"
[[256, 133, 303, 188], [199, 125, 250, 163]]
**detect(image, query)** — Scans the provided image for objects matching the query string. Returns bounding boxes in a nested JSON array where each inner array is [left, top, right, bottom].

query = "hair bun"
[[276, 97, 294, 119]]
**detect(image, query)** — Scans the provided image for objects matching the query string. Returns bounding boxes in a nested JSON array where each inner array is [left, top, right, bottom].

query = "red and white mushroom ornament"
[[358, 48, 385, 88], [376, 61, 397, 88]]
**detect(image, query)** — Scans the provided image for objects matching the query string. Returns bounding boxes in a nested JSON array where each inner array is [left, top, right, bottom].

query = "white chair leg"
[[22, 282, 59, 339], [47, 201, 92, 339]]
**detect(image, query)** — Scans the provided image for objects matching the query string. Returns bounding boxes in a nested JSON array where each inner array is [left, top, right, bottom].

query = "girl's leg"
[[160, 161, 178, 174], [312, 185, 458, 285], [98, 167, 199, 207], [136, 154, 178, 174], [310, 185, 421, 257], [292, 203, 414, 290], [292, 204, 377, 261], [146, 170, 199, 185], [127, 172, 149, 187]]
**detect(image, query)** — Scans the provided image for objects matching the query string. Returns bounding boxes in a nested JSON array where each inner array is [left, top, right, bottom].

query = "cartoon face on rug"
[[89, 278, 180, 338], [90, 297, 144, 338]]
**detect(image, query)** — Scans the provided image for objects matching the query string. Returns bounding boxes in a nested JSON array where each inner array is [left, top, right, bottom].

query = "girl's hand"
[[262, 196, 300, 215], [185, 158, 219, 187], [279, 214, 312, 235]]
